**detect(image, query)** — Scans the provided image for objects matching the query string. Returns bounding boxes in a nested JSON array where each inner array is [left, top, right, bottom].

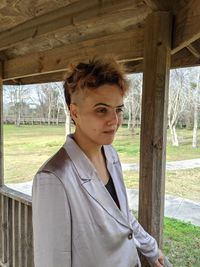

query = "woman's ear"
[[69, 103, 78, 122]]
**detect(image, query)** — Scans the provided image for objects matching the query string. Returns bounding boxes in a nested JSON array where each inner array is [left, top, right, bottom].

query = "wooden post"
[[0, 61, 3, 186], [138, 11, 172, 266]]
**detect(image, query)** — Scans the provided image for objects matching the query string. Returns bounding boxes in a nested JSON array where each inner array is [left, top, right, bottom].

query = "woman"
[[32, 58, 164, 267]]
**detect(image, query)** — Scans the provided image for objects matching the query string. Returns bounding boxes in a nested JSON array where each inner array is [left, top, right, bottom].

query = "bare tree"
[[36, 89, 46, 122], [168, 69, 189, 146], [35, 83, 60, 125], [191, 68, 200, 148], [55, 96, 62, 125], [125, 74, 142, 134], [54, 83, 71, 136], [4, 84, 31, 126]]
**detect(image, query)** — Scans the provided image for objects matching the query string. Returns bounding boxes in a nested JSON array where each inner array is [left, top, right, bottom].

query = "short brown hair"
[[63, 57, 129, 108]]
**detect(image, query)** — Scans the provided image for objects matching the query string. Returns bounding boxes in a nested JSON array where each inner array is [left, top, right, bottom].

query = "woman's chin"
[[102, 136, 115, 145]]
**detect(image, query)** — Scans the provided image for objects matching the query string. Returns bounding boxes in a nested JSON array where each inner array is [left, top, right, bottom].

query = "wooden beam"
[[4, 47, 200, 85], [4, 61, 144, 84], [143, 0, 174, 11], [173, 0, 200, 53], [0, 0, 138, 52], [139, 11, 172, 266], [143, 0, 190, 13], [126, 49, 200, 73], [3, 29, 144, 81], [0, 61, 3, 186], [171, 48, 200, 69], [187, 44, 200, 59], [4, 61, 144, 85], [3, 71, 66, 85], [125, 60, 144, 74]]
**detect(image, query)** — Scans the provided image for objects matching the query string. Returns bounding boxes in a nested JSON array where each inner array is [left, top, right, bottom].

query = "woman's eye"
[[96, 108, 107, 114], [116, 108, 124, 113]]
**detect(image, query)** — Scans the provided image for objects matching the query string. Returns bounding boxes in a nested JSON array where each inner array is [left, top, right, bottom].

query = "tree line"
[[3, 67, 200, 147], [126, 67, 200, 147]]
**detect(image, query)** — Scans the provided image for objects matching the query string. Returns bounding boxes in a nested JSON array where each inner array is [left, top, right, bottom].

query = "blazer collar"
[[63, 134, 129, 228], [63, 134, 118, 181], [63, 134, 97, 180]]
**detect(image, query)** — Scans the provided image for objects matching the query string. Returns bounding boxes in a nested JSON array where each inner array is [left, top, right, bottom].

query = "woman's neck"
[[72, 131, 109, 185], [72, 131, 103, 163]]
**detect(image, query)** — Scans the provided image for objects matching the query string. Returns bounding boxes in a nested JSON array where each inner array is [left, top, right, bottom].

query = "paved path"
[[6, 159, 200, 226], [126, 189, 200, 227], [7, 183, 200, 227], [122, 158, 200, 171]]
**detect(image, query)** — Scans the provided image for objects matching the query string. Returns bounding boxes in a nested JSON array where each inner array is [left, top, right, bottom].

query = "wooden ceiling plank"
[[3, 28, 144, 81], [172, 0, 200, 54], [0, 0, 137, 52]]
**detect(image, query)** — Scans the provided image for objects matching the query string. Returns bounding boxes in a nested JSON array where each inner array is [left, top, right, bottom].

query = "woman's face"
[[70, 84, 124, 146]]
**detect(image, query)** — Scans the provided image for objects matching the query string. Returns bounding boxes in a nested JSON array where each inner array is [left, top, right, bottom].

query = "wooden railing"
[[0, 185, 34, 267]]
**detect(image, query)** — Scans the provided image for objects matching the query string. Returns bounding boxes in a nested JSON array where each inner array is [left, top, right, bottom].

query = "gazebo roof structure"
[[0, 1, 200, 266], [0, 0, 200, 84]]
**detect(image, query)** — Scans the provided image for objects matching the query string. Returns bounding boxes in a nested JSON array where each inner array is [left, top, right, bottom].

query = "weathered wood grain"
[[3, 28, 144, 81], [0, 186, 32, 206], [0, 0, 147, 52], [139, 11, 172, 266], [173, 0, 200, 53], [0, 0, 78, 32]]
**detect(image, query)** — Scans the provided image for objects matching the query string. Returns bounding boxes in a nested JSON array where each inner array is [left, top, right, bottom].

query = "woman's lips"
[[103, 130, 116, 134]]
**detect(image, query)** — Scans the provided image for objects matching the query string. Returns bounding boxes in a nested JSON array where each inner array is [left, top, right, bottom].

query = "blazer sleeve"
[[109, 146, 159, 263], [129, 211, 159, 264], [32, 172, 71, 267]]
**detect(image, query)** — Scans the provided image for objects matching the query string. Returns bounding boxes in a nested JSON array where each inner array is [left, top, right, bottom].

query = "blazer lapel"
[[81, 177, 129, 228], [64, 135, 130, 228], [103, 145, 130, 223]]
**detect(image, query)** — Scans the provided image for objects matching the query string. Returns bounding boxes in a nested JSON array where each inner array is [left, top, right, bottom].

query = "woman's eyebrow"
[[93, 103, 124, 108]]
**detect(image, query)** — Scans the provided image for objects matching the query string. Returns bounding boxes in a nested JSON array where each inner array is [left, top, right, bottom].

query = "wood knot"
[[56, 58, 61, 65], [2, 222, 8, 230], [152, 139, 163, 149], [157, 41, 162, 46]]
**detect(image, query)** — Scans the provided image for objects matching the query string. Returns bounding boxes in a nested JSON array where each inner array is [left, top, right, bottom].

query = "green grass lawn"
[[114, 127, 200, 162], [4, 124, 66, 183], [3, 125, 200, 191], [131, 211, 200, 267], [123, 168, 200, 203], [163, 218, 200, 267]]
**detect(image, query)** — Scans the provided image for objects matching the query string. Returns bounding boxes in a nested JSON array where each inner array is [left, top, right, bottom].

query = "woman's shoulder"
[[36, 145, 72, 179]]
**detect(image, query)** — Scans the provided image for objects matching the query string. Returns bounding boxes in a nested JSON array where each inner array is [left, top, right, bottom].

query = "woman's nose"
[[107, 110, 119, 125]]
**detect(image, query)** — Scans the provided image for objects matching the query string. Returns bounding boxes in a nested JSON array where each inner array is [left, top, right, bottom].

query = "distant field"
[[3, 125, 200, 202], [4, 125, 66, 183], [123, 168, 200, 202], [114, 127, 200, 162]]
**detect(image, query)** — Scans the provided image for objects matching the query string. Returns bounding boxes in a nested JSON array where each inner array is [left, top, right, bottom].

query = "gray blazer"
[[32, 135, 159, 267]]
